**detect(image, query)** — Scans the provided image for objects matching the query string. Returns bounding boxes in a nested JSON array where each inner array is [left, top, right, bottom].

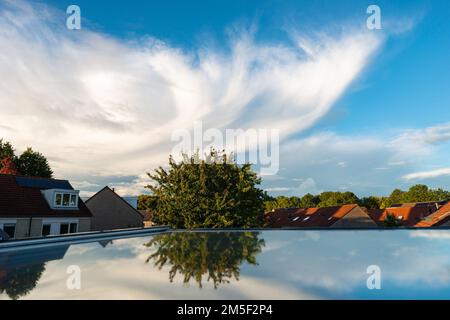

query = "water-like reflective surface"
[[1, 230, 450, 300]]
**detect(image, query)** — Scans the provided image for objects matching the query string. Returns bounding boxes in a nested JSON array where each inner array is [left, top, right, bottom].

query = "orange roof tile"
[[415, 202, 450, 227], [367, 206, 436, 227], [266, 204, 358, 228]]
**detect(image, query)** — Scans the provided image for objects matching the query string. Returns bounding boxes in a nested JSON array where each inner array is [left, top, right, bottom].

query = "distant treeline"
[[263, 184, 450, 212], [138, 184, 450, 213]]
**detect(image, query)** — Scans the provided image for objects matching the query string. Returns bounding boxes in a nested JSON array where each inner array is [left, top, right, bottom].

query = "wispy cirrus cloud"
[[0, 0, 384, 195]]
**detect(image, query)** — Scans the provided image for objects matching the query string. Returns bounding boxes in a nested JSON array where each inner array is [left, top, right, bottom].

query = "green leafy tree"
[[137, 195, 159, 211], [264, 200, 278, 212], [403, 184, 431, 203], [0, 264, 46, 300], [264, 192, 358, 211], [16, 148, 53, 178], [381, 189, 405, 208], [145, 232, 264, 288], [273, 196, 301, 209], [431, 188, 450, 201], [380, 185, 450, 208], [384, 213, 402, 227], [300, 193, 320, 208], [147, 150, 265, 228], [359, 196, 382, 209], [0, 139, 14, 160], [0, 139, 53, 178], [317, 191, 359, 207]]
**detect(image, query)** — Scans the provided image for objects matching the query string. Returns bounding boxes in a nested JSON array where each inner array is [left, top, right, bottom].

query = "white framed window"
[[53, 192, 78, 208], [59, 223, 78, 234], [41, 219, 79, 236]]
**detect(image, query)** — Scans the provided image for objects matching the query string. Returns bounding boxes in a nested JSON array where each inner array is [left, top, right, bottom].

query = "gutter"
[[0, 226, 170, 253]]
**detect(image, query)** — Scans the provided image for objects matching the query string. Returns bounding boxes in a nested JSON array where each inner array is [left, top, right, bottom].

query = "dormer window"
[[54, 192, 78, 208], [41, 189, 80, 210]]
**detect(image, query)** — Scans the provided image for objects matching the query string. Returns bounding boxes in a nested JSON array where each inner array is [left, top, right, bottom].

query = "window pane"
[[69, 223, 78, 234], [3, 224, 16, 238], [70, 194, 77, 207], [42, 224, 51, 237], [62, 194, 70, 206], [60, 223, 69, 235], [55, 193, 62, 206]]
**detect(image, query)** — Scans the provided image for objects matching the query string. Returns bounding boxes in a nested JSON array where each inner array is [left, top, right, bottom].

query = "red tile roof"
[[415, 202, 450, 227], [266, 204, 358, 228], [367, 205, 439, 227], [0, 174, 92, 218]]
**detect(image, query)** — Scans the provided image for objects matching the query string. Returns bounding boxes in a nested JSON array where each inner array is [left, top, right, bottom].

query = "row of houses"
[[2, 172, 449, 239], [0, 174, 153, 240], [266, 201, 450, 228]]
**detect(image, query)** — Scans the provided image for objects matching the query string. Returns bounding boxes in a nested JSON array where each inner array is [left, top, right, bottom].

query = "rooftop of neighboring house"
[[0, 174, 92, 218], [415, 201, 450, 227], [266, 204, 360, 228], [85, 186, 140, 212], [390, 201, 447, 209], [366, 201, 448, 227]]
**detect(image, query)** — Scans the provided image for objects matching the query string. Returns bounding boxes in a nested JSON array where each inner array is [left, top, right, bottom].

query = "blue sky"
[[1, 0, 450, 197]]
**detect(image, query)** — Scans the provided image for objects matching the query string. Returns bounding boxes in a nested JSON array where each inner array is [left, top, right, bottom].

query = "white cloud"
[[403, 168, 450, 181], [389, 123, 450, 159], [292, 178, 322, 196], [264, 187, 291, 192], [410, 230, 450, 240], [0, 1, 383, 194], [109, 173, 152, 196], [70, 180, 100, 190], [337, 161, 347, 168]]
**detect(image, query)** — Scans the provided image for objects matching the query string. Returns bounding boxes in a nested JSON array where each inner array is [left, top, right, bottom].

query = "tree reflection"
[[0, 245, 68, 300], [144, 232, 265, 288], [0, 264, 46, 300]]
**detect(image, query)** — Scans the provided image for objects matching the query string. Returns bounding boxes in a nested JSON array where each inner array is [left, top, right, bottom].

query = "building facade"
[[0, 174, 92, 239], [85, 187, 144, 231]]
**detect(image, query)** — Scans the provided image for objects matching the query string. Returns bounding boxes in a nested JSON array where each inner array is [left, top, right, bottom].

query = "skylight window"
[[292, 217, 300, 222], [303, 216, 311, 221]]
